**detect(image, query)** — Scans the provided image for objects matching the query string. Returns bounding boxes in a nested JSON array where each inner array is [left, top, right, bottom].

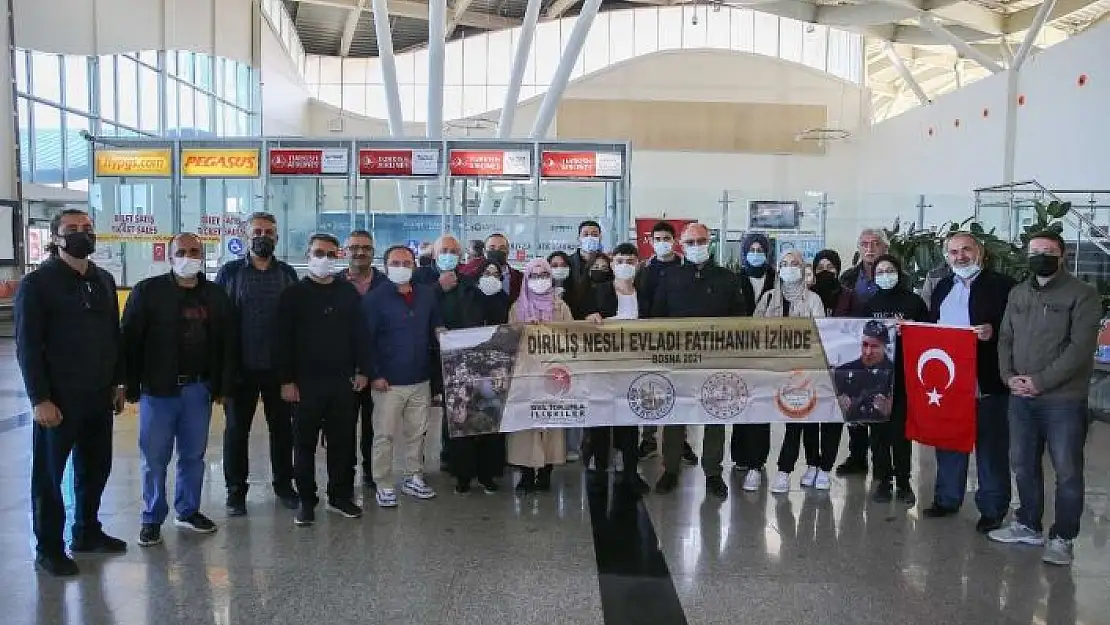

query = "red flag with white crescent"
[[901, 323, 979, 453]]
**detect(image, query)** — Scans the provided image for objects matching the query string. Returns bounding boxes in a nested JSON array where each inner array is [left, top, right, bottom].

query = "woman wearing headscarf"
[[863, 253, 929, 505], [506, 258, 572, 493], [806, 249, 859, 490], [732, 232, 776, 475], [435, 259, 511, 494], [746, 251, 826, 494]]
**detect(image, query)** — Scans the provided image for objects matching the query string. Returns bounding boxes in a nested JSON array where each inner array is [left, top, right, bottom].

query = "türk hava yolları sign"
[[359, 149, 441, 177], [94, 149, 172, 177], [540, 151, 623, 179], [181, 149, 260, 177], [448, 149, 531, 177], [269, 148, 350, 176]]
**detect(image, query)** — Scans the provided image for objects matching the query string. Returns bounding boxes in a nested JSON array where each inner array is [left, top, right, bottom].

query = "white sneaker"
[[375, 487, 398, 508], [989, 521, 1046, 546], [1042, 537, 1074, 566], [567, 451, 581, 463], [800, 466, 818, 488], [770, 471, 791, 494], [742, 469, 762, 492], [814, 470, 831, 491], [401, 475, 437, 500]]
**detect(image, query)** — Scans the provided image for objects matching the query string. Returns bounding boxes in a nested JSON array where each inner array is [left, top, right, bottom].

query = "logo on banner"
[[544, 366, 573, 397], [627, 373, 676, 421], [775, 371, 818, 419], [699, 372, 751, 419]]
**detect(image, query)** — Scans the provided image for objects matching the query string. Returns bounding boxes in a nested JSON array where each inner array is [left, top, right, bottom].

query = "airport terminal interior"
[[2, 0, 1110, 623]]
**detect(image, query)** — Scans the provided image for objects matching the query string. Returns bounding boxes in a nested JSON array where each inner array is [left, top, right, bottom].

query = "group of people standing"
[[14, 209, 1097, 578]]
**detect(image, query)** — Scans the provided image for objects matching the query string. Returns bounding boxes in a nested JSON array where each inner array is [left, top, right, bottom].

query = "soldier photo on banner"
[[439, 317, 897, 437]]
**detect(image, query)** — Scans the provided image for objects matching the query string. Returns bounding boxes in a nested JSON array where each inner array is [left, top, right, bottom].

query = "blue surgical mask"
[[875, 274, 899, 290], [746, 251, 766, 267], [686, 245, 711, 265], [580, 236, 602, 253], [436, 253, 459, 272]]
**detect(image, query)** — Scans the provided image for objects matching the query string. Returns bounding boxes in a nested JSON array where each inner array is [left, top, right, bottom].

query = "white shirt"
[[749, 274, 766, 296], [938, 276, 973, 326], [612, 291, 639, 320]]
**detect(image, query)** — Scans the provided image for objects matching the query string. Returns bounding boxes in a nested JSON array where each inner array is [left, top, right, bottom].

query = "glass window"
[[411, 49, 429, 84], [139, 66, 161, 134], [461, 84, 486, 118], [166, 50, 177, 76], [166, 79, 179, 134], [658, 7, 683, 51], [214, 102, 224, 135], [196, 53, 213, 91], [445, 43, 463, 85], [367, 85, 389, 119], [196, 92, 212, 132], [178, 51, 194, 81], [399, 84, 418, 122], [64, 56, 90, 112], [222, 104, 237, 137], [236, 64, 252, 107], [318, 85, 342, 107], [64, 113, 90, 190], [222, 58, 237, 100], [441, 85, 462, 120], [706, 7, 731, 49], [18, 98, 31, 182], [609, 10, 635, 65], [802, 24, 828, 72], [634, 8, 659, 56], [32, 102, 62, 187], [99, 56, 116, 121], [732, 9, 754, 52], [15, 50, 28, 94], [779, 17, 803, 63], [395, 51, 416, 84], [582, 12, 609, 74], [753, 12, 779, 56], [413, 84, 429, 124], [179, 84, 195, 131], [462, 35, 487, 85], [485, 31, 512, 85], [343, 84, 367, 116], [31, 52, 62, 103], [237, 111, 249, 136], [139, 50, 158, 68], [534, 22, 561, 86], [116, 56, 139, 128], [560, 20, 586, 80]]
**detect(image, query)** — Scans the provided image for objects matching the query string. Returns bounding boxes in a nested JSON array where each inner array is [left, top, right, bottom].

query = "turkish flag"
[[901, 323, 979, 453]]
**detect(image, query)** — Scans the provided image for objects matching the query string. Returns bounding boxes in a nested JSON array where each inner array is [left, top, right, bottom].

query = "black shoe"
[[706, 476, 729, 499], [976, 516, 1005, 533], [294, 505, 315, 527], [682, 443, 699, 466], [896, 485, 916, 506], [174, 512, 217, 534], [138, 524, 163, 547], [70, 531, 127, 554], [872, 481, 893, 503], [655, 472, 680, 494], [363, 475, 377, 490], [516, 469, 537, 493], [275, 489, 300, 510], [35, 552, 79, 577], [923, 503, 959, 518], [326, 499, 363, 518], [455, 480, 472, 494], [536, 466, 553, 492], [478, 478, 499, 494], [836, 460, 868, 477], [226, 493, 247, 517]]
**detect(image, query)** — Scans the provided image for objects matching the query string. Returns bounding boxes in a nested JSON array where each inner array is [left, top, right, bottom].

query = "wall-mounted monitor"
[[749, 201, 800, 230]]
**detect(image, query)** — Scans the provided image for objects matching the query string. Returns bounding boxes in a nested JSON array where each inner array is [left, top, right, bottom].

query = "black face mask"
[[590, 269, 613, 283], [814, 271, 839, 288], [418, 255, 433, 267], [486, 250, 508, 266], [60, 232, 95, 259], [251, 236, 275, 258], [1029, 253, 1060, 277]]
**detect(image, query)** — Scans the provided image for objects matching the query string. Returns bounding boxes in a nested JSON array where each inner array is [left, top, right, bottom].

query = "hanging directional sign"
[[540, 151, 623, 179], [358, 149, 440, 177], [448, 149, 532, 177]]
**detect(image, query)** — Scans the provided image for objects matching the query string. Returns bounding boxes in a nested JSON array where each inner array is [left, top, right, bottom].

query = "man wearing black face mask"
[[462, 233, 522, 303], [15, 208, 127, 576], [215, 211, 300, 516]]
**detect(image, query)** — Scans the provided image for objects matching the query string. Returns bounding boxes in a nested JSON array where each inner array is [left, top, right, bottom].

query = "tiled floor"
[[0, 339, 1108, 625]]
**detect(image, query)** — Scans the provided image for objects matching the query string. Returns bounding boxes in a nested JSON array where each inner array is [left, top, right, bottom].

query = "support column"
[[1002, 69, 1019, 186], [1013, 0, 1058, 71], [427, 0, 446, 139], [530, 0, 603, 138], [917, 16, 1004, 74], [882, 43, 930, 107], [370, 0, 406, 209]]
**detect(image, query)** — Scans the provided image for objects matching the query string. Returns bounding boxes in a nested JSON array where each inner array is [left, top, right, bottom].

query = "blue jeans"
[[139, 384, 213, 525], [566, 428, 583, 455], [1009, 396, 1089, 540], [933, 394, 1011, 518]]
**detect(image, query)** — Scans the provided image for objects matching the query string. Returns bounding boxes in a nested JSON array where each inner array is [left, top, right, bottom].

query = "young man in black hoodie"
[[862, 254, 929, 505], [274, 234, 370, 526]]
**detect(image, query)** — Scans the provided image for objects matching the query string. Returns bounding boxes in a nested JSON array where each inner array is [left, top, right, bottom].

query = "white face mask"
[[307, 257, 337, 278], [653, 241, 673, 257], [952, 263, 981, 280], [387, 266, 413, 285], [779, 266, 803, 284], [172, 257, 203, 279], [685, 245, 710, 264], [478, 275, 502, 296], [613, 263, 637, 281], [551, 266, 571, 281], [875, 274, 899, 290], [580, 236, 602, 253], [528, 278, 553, 295]]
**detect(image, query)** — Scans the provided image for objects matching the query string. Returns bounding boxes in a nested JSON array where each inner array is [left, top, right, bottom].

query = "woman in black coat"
[[862, 254, 929, 505]]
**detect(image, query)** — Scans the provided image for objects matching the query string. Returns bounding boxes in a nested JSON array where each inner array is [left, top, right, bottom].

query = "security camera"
[[691, 12, 698, 25]]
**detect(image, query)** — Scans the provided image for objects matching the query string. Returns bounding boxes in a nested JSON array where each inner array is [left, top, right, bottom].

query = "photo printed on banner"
[[440, 325, 525, 438], [815, 318, 898, 424]]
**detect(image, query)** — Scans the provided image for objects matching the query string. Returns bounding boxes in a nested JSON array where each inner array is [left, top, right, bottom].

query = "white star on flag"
[[926, 388, 943, 406]]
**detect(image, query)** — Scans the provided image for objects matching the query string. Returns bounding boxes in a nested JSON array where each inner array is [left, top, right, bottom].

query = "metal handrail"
[[974, 180, 1110, 257]]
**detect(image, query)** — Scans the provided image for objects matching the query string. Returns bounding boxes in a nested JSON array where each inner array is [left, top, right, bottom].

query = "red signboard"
[[269, 148, 349, 175], [540, 151, 623, 179], [152, 242, 167, 263], [358, 149, 440, 177], [448, 149, 531, 177], [634, 218, 696, 259]]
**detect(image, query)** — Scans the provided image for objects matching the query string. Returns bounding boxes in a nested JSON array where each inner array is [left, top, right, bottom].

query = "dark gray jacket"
[[999, 271, 1102, 399]]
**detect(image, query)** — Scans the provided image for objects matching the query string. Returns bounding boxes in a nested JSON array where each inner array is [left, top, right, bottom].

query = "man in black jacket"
[[922, 233, 1015, 533], [216, 211, 300, 516], [566, 220, 604, 319], [275, 234, 370, 526], [121, 233, 236, 548], [15, 208, 127, 576], [651, 223, 752, 498]]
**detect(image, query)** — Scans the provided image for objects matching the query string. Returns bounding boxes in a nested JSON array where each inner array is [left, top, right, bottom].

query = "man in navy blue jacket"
[[215, 211, 300, 516], [363, 245, 444, 508]]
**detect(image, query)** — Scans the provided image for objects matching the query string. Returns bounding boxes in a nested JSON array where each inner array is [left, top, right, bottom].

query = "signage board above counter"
[[94, 149, 173, 178], [181, 148, 261, 178], [269, 148, 349, 176], [358, 148, 441, 177], [448, 149, 532, 178], [540, 151, 623, 179]]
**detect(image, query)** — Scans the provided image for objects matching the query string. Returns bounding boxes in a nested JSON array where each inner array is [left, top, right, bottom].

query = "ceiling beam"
[[918, 15, 1004, 72], [338, 0, 369, 56], [545, 0, 579, 19], [1007, 0, 1102, 32], [296, 0, 521, 29], [446, 0, 475, 37], [883, 42, 931, 106]]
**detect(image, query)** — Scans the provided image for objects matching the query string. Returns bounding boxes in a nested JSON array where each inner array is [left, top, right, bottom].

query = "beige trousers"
[[370, 382, 431, 484]]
